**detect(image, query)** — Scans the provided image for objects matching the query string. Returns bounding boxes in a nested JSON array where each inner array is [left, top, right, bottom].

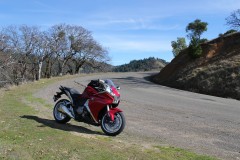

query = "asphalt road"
[[36, 72, 240, 160]]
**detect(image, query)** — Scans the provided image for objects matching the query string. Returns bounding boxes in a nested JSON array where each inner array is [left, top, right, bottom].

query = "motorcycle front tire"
[[101, 112, 125, 136]]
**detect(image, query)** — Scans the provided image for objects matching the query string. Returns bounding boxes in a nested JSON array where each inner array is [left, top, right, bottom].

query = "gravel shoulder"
[[34, 72, 240, 160]]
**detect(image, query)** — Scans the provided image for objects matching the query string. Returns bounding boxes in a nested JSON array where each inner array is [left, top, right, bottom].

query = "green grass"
[[152, 146, 215, 160], [0, 75, 218, 160]]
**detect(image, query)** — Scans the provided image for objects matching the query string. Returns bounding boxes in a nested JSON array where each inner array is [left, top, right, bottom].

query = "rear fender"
[[53, 91, 64, 102], [53, 86, 67, 102], [108, 108, 122, 121]]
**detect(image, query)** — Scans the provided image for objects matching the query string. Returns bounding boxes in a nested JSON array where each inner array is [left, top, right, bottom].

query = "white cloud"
[[103, 38, 171, 53], [87, 16, 180, 31]]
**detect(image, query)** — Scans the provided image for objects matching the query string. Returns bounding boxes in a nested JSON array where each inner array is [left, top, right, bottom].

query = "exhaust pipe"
[[59, 104, 74, 118]]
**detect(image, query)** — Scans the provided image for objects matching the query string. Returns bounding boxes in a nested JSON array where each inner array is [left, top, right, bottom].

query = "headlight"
[[113, 95, 120, 104], [110, 90, 115, 97]]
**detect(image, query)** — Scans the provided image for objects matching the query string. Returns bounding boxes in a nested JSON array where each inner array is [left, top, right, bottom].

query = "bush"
[[188, 38, 202, 58]]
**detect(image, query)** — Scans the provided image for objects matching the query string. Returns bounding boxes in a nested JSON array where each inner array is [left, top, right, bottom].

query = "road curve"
[[36, 72, 240, 160]]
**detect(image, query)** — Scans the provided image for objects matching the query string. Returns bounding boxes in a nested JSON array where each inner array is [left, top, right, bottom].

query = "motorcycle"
[[53, 79, 125, 136]]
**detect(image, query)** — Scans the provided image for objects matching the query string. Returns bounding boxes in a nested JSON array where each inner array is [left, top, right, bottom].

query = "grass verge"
[[0, 75, 217, 160]]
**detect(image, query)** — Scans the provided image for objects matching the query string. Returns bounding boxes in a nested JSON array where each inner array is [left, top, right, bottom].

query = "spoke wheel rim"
[[102, 112, 123, 134], [54, 102, 67, 120]]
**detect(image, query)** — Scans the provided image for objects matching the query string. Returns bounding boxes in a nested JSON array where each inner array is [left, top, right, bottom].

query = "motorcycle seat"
[[63, 87, 86, 107], [63, 87, 80, 95]]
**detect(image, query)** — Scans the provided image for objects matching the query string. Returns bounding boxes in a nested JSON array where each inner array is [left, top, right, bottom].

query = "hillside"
[[153, 32, 240, 100], [113, 57, 167, 72]]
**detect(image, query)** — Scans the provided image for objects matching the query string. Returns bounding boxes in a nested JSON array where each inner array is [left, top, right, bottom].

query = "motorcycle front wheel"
[[101, 112, 125, 136]]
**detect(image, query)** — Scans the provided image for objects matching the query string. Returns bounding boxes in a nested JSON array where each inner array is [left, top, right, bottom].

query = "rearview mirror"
[[116, 86, 120, 90]]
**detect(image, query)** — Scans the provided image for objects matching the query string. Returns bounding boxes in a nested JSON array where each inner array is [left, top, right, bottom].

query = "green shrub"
[[188, 37, 202, 58]]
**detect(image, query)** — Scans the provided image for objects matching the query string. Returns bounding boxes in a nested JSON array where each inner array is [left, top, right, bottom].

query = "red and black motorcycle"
[[53, 79, 125, 136]]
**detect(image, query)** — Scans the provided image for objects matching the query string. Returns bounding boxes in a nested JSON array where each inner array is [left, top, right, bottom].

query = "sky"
[[0, 0, 239, 65]]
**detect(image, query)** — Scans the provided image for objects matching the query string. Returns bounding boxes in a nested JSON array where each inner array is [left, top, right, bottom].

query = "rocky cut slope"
[[153, 32, 240, 100]]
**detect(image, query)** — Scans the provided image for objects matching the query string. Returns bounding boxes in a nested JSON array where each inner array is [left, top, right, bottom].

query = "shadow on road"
[[112, 76, 153, 87], [20, 115, 104, 135], [111, 72, 158, 87], [111, 72, 188, 93]]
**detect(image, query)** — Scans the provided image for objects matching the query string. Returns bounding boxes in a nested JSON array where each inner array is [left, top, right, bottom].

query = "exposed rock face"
[[153, 32, 240, 100]]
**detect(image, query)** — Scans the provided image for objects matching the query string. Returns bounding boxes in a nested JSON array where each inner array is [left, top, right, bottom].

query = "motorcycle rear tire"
[[53, 99, 71, 124]]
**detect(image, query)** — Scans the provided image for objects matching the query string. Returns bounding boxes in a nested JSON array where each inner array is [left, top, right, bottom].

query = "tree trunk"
[[49, 60, 54, 78], [75, 65, 82, 74], [57, 60, 63, 76], [44, 58, 50, 78], [59, 60, 67, 76], [21, 63, 27, 82], [37, 60, 43, 81], [74, 60, 85, 74]]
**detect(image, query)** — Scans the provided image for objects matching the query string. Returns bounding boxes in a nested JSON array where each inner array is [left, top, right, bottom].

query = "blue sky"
[[0, 0, 239, 65]]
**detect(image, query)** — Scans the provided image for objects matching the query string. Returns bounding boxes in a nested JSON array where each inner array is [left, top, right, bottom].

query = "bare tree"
[[42, 31, 59, 78], [3, 25, 40, 81], [72, 36, 109, 74], [0, 29, 17, 85], [34, 31, 54, 80], [226, 9, 240, 30], [83, 40, 109, 72], [0, 30, 10, 52], [47, 24, 108, 75], [0, 24, 110, 86], [65, 24, 92, 74], [0, 26, 21, 84], [47, 24, 72, 76], [0, 52, 15, 85]]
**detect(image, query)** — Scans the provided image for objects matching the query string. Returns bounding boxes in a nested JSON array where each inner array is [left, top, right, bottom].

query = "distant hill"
[[153, 32, 240, 100], [113, 57, 168, 72]]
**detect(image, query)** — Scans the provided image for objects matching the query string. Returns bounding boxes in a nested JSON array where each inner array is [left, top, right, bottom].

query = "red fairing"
[[108, 108, 122, 121], [76, 83, 121, 122], [88, 91, 114, 121], [81, 86, 98, 99], [111, 86, 120, 97]]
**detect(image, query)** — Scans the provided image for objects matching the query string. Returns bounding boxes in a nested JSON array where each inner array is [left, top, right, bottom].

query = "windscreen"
[[104, 79, 116, 88]]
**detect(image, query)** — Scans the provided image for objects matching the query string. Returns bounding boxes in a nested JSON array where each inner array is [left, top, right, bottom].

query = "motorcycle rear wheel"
[[53, 99, 71, 124], [101, 112, 125, 136]]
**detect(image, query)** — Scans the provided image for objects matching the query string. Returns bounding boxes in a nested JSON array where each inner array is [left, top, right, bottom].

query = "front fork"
[[107, 105, 122, 121]]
